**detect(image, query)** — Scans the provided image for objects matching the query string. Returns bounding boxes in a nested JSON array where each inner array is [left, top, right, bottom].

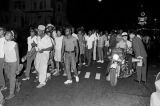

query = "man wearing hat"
[[122, 32, 134, 76], [46, 24, 57, 38], [122, 32, 132, 50], [35, 25, 53, 88]]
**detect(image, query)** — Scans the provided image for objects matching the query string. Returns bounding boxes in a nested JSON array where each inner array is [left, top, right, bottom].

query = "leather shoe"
[[133, 79, 141, 84]]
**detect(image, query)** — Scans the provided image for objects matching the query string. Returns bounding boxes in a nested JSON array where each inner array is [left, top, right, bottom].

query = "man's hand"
[[31, 42, 37, 47], [39, 49, 44, 53]]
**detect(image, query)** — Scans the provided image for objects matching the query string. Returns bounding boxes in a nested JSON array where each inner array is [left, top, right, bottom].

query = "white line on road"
[[84, 72, 90, 78], [95, 73, 101, 80]]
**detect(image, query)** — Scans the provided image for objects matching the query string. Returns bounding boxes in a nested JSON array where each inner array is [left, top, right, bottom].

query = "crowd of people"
[[0, 24, 149, 105]]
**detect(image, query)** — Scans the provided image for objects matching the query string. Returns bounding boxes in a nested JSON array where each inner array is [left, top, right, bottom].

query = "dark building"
[[0, 0, 69, 28]]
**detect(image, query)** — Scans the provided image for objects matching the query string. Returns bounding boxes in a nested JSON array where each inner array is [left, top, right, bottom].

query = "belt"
[[65, 51, 75, 53]]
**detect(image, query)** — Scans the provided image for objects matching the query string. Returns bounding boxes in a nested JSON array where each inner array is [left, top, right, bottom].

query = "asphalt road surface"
[[3, 59, 158, 106]]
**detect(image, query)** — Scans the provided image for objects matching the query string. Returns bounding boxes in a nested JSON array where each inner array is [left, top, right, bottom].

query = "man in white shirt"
[[0, 27, 6, 91], [35, 25, 53, 88], [22, 28, 38, 81], [85, 31, 95, 66], [92, 31, 98, 62]]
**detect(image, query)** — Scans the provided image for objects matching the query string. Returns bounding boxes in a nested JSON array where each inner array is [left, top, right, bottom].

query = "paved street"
[[3, 59, 158, 106]]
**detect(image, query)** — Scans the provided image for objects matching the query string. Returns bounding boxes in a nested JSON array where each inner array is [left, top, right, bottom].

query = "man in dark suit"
[[129, 32, 147, 84]]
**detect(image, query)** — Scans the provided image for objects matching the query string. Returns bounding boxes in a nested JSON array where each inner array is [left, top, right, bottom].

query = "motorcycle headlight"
[[113, 54, 119, 61]]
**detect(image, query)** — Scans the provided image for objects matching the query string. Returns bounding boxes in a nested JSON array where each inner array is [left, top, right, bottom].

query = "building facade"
[[0, 0, 68, 28], [55, 0, 69, 26]]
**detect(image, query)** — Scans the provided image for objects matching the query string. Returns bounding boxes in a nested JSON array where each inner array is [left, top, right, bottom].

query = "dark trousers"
[[86, 48, 93, 65], [126, 54, 132, 71], [79, 54, 85, 64], [0, 58, 5, 87], [5, 62, 17, 95], [25, 53, 36, 77], [136, 57, 147, 82], [64, 53, 78, 80], [104, 46, 108, 58]]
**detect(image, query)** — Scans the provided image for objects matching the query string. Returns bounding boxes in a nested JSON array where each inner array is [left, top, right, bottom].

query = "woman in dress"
[[4, 31, 20, 99], [53, 28, 64, 76]]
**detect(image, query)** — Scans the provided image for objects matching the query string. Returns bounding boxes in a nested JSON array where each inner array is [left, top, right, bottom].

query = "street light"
[[98, 0, 102, 2]]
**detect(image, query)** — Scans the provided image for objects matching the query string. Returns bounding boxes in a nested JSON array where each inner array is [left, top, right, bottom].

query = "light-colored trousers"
[[35, 52, 49, 85], [5, 62, 17, 95], [25, 52, 36, 77], [98, 47, 104, 60]]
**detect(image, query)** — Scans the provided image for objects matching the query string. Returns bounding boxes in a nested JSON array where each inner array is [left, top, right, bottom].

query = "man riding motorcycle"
[[106, 32, 142, 86]]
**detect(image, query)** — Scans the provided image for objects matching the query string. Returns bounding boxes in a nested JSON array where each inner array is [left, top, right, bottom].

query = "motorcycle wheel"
[[110, 68, 117, 86]]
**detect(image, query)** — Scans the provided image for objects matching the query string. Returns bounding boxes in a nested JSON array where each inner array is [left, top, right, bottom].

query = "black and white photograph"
[[0, 0, 160, 106]]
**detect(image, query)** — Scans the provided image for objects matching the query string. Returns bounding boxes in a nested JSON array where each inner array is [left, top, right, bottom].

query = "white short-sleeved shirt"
[[27, 36, 38, 51], [85, 35, 95, 49], [37, 35, 52, 54], [0, 37, 5, 58], [4, 41, 17, 62]]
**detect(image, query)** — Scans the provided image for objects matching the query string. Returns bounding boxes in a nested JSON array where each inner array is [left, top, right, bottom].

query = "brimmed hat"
[[38, 25, 45, 31], [122, 32, 128, 36]]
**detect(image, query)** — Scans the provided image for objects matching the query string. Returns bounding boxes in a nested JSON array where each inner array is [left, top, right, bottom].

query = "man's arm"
[[132, 37, 141, 57], [74, 38, 79, 61], [42, 47, 52, 52], [26, 38, 31, 56], [61, 37, 65, 61], [15, 43, 20, 65]]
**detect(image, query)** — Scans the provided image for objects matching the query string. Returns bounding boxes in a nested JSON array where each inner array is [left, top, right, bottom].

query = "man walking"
[[129, 32, 147, 84], [85, 31, 95, 66], [97, 31, 106, 63], [22, 28, 37, 81], [35, 25, 53, 88], [61, 27, 79, 85]]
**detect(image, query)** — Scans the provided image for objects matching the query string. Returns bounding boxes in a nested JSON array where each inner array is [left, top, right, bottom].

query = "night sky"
[[67, 0, 160, 30], [0, 0, 9, 11]]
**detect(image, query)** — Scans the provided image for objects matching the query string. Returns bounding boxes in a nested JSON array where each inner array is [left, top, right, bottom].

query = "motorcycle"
[[107, 52, 124, 86], [106, 49, 142, 86]]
